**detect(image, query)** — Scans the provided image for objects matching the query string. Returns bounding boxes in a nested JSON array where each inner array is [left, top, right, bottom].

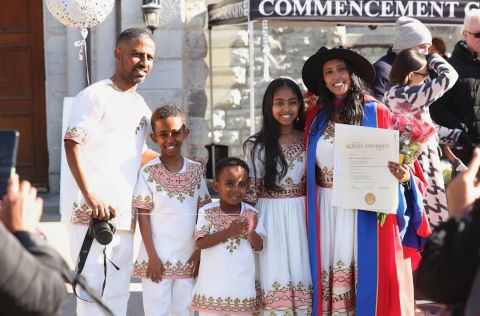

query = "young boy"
[[192, 157, 265, 316], [132, 105, 211, 316]]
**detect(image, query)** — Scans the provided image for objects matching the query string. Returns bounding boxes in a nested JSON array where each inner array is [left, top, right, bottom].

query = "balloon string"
[[83, 42, 90, 86]]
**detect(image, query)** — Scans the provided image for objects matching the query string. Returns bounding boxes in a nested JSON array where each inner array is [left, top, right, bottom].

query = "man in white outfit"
[[63, 28, 157, 315]]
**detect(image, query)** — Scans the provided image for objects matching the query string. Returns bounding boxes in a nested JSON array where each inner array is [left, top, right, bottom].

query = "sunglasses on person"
[[413, 71, 429, 77], [157, 124, 186, 139], [465, 30, 480, 39]]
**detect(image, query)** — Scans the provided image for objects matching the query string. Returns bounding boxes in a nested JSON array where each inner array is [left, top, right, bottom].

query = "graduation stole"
[[305, 97, 395, 316]]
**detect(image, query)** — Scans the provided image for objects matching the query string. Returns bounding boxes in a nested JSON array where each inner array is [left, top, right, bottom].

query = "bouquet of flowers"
[[391, 102, 436, 165]]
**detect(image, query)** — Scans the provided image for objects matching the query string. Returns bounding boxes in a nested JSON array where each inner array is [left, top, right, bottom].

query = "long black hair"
[[243, 78, 305, 193], [390, 48, 427, 86], [316, 61, 371, 126]]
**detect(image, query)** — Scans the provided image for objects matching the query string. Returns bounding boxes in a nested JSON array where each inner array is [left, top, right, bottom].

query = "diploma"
[[332, 124, 399, 213]]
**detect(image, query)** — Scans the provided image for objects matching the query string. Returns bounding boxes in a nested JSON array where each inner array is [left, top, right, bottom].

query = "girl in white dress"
[[192, 157, 265, 316], [132, 105, 211, 316], [244, 78, 312, 315]]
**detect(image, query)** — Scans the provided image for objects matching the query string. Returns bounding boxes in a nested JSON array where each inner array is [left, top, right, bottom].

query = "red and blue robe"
[[304, 95, 431, 316]]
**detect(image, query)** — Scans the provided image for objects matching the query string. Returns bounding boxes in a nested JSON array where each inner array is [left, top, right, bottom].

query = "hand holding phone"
[[0, 130, 19, 197], [0, 175, 43, 232]]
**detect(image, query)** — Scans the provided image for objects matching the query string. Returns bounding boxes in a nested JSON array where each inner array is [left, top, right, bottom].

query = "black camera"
[[88, 218, 116, 245]]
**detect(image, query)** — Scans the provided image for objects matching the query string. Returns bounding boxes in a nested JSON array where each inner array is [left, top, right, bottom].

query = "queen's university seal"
[[364, 192, 376, 205]]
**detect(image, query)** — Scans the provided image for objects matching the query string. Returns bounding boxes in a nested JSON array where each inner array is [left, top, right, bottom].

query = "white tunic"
[[192, 201, 266, 314], [132, 158, 211, 279], [62, 79, 151, 232]]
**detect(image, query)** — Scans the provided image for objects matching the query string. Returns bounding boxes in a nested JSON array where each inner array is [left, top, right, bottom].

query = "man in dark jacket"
[[430, 9, 480, 163], [0, 176, 67, 316], [372, 16, 432, 101]]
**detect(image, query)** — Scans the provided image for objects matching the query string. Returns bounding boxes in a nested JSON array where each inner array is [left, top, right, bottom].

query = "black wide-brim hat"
[[302, 46, 375, 95]]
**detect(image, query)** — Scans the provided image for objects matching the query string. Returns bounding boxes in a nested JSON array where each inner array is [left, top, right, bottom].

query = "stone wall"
[[207, 23, 346, 158], [43, 0, 209, 193], [206, 22, 462, 160]]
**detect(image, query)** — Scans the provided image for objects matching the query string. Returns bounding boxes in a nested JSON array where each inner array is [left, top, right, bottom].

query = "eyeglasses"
[[157, 124, 186, 139], [413, 71, 428, 77], [465, 30, 480, 39]]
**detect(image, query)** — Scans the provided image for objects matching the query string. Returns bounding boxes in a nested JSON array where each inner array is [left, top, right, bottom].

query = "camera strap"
[[73, 230, 119, 303]]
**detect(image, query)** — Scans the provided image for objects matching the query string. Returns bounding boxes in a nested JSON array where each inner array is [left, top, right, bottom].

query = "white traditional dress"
[[132, 157, 211, 316], [244, 132, 313, 315], [62, 79, 151, 316], [192, 201, 266, 315], [316, 120, 357, 314]]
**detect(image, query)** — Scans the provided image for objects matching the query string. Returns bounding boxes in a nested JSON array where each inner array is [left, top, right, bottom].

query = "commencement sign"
[[209, 0, 479, 26]]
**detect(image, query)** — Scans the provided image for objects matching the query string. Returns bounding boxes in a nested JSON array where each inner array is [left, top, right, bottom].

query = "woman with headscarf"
[[302, 46, 430, 316]]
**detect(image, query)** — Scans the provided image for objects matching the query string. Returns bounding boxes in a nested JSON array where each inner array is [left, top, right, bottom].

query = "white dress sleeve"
[[132, 166, 154, 211], [64, 87, 104, 145], [197, 167, 212, 210], [194, 207, 210, 240]]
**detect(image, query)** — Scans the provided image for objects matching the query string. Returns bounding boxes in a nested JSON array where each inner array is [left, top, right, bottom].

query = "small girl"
[[192, 157, 265, 316], [243, 78, 312, 315], [132, 105, 211, 316]]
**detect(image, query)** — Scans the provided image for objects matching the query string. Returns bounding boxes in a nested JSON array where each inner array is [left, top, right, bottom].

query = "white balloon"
[[46, 0, 115, 30]]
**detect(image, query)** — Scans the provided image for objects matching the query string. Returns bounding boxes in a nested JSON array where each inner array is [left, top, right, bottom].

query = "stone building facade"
[[42, 0, 463, 193], [44, 0, 209, 193], [206, 22, 462, 159]]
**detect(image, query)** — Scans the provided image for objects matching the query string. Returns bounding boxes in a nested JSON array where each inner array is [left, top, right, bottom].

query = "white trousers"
[[68, 224, 133, 316], [142, 278, 194, 316]]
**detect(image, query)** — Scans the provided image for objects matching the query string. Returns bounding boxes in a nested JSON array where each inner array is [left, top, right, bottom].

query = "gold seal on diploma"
[[364, 193, 376, 205]]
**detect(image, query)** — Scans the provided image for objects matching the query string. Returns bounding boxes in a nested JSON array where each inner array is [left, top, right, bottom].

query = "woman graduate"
[[302, 46, 430, 316]]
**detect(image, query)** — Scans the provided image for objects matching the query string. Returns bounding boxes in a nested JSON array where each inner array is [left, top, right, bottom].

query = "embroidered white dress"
[[62, 78, 151, 232], [316, 121, 357, 315], [132, 158, 211, 279], [244, 133, 313, 315], [192, 201, 266, 315]]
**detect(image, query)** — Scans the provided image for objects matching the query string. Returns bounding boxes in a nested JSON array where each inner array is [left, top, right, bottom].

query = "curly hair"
[[215, 157, 249, 180], [150, 105, 185, 132], [243, 78, 305, 193]]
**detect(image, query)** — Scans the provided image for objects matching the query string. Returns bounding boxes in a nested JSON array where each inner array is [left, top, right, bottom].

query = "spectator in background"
[[430, 9, 480, 164], [415, 147, 480, 316], [0, 176, 67, 316], [372, 16, 432, 101], [429, 37, 448, 57]]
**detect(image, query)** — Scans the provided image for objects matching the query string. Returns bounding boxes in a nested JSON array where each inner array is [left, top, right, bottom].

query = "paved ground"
[[39, 194, 145, 316], [39, 194, 443, 316]]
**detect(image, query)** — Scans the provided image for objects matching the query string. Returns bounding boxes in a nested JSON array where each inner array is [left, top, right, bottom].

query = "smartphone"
[[0, 130, 19, 196]]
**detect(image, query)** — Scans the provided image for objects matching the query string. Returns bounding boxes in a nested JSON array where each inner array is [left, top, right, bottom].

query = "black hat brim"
[[302, 47, 375, 95]]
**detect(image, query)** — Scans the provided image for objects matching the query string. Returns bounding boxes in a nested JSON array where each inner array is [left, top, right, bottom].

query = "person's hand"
[[446, 148, 480, 217], [246, 213, 258, 233], [226, 218, 248, 238], [0, 175, 43, 232], [146, 255, 164, 283], [388, 161, 410, 183], [187, 248, 201, 278], [84, 193, 117, 220]]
